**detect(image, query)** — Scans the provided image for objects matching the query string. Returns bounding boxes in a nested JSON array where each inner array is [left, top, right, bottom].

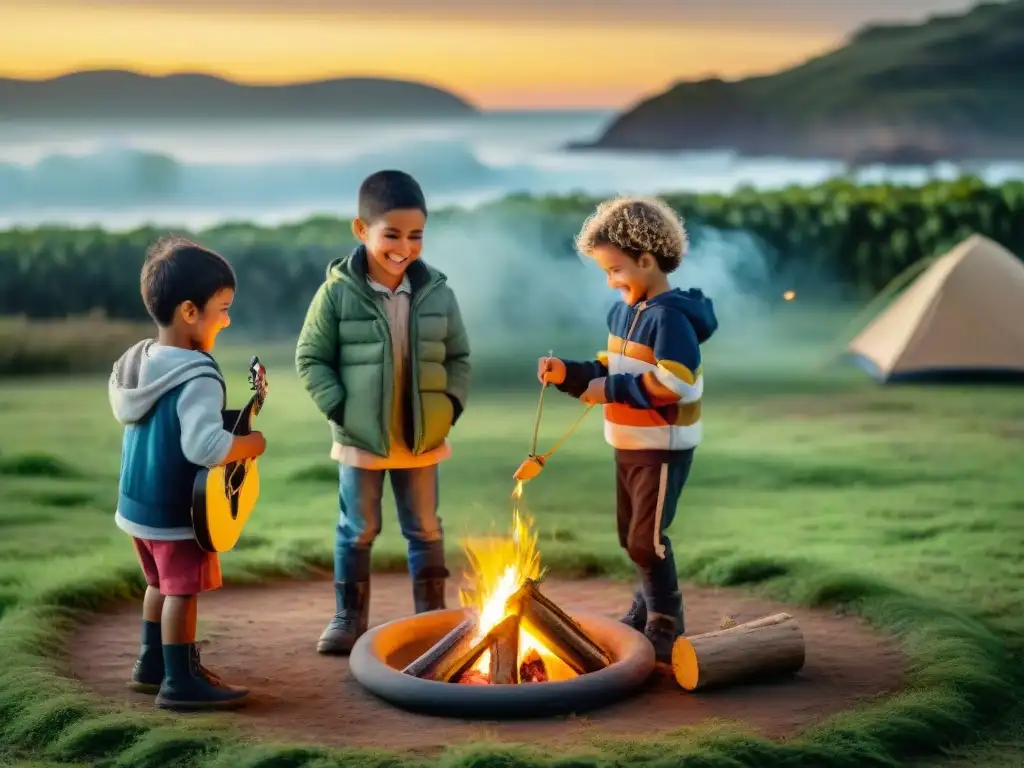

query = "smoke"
[[413, 209, 805, 375]]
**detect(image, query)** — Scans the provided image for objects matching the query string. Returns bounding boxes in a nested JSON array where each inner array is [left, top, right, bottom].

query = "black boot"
[[412, 578, 446, 613], [154, 643, 249, 711], [128, 620, 164, 692], [317, 580, 370, 655], [644, 613, 680, 665], [128, 647, 164, 693], [127, 620, 225, 694], [190, 644, 225, 688], [619, 588, 647, 631], [643, 589, 685, 665]]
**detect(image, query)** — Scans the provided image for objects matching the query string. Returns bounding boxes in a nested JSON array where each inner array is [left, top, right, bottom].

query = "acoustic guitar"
[[191, 356, 269, 553]]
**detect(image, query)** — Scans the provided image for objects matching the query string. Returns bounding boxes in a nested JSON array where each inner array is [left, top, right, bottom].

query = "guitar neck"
[[229, 395, 261, 436]]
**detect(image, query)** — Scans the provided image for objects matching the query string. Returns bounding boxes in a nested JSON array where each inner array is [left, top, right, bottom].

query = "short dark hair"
[[141, 235, 236, 326], [357, 170, 427, 223]]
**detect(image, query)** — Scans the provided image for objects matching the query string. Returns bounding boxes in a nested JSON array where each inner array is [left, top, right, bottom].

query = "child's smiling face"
[[590, 242, 657, 306], [354, 208, 426, 284], [179, 286, 233, 352]]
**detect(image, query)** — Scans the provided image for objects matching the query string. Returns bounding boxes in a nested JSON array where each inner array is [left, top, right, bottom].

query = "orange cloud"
[[1, 5, 843, 108]]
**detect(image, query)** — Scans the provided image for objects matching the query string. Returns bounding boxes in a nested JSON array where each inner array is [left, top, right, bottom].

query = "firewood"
[[439, 591, 528, 683], [519, 650, 548, 683], [488, 613, 521, 685], [456, 669, 490, 685], [519, 579, 610, 674], [436, 633, 495, 683], [671, 612, 806, 692], [402, 616, 478, 680]]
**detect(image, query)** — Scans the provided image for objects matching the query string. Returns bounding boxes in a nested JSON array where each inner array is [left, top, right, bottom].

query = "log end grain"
[[671, 636, 700, 691]]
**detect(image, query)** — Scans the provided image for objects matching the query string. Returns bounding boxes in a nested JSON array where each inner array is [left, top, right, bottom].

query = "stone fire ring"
[[349, 607, 656, 719]]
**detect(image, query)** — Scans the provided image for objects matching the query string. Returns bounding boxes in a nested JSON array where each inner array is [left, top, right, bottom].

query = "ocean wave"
[[1, 137, 1021, 228], [0, 140, 521, 208]]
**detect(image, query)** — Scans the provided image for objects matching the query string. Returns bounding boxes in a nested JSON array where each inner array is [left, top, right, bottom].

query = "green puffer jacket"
[[295, 246, 471, 457]]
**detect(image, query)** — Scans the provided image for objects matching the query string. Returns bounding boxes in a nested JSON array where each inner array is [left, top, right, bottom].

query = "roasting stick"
[[513, 350, 594, 490], [528, 350, 553, 458]]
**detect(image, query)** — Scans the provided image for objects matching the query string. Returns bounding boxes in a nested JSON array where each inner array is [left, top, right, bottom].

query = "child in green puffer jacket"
[[295, 170, 471, 655]]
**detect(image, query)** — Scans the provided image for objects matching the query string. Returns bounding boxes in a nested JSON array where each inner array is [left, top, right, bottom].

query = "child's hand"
[[538, 357, 566, 385], [248, 431, 267, 457], [580, 377, 608, 405], [221, 431, 266, 465]]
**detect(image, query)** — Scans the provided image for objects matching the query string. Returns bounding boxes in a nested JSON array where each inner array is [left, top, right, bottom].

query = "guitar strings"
[[223, 373, 266, 493]]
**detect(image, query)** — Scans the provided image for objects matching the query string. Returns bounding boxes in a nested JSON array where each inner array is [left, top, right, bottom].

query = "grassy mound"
[[0, 317, 150, 377], [0, 336, 1022, 766]]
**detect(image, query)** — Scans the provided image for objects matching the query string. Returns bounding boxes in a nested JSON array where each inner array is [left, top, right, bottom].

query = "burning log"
[[671, 612, 806, 692], [488, 613, 521, 685], [403, 579, 611, 685], [446, 595, 524, 684], [519, 650, 548, 683], [404, 608, 521, 684], [456, 669, 490, 685], [435, 631, 495, 683], [402, 617, 479, 681], [519, 579, 611, 674]]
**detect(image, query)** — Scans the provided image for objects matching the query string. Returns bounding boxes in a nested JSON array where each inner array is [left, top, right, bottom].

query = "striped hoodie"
[[557, 288, 718, 454]]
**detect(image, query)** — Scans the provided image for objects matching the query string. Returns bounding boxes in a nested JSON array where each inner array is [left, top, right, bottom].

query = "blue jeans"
[[334, 464, 446, 583]]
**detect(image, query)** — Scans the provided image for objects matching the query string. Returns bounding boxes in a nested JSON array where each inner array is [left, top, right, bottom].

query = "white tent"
[[847, 234, 1024, 382]]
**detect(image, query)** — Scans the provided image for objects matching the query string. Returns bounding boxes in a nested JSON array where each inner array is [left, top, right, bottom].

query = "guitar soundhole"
[[225, 462, 246, 521]]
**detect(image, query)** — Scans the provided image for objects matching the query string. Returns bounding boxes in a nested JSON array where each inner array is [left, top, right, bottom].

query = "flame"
[[783, 290, 796, 301], [457, 492, 574, 681]]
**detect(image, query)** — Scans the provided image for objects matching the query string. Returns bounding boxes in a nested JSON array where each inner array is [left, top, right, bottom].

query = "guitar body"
[[191, 357, 268, 553], [193, 461, 261, 553]]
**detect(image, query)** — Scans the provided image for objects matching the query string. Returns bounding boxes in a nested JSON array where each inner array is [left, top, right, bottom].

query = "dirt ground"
[[66, 575, 907, 752]]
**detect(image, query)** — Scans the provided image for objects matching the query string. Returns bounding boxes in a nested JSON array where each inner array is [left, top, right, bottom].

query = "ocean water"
[[3, 111, 1022, 231]]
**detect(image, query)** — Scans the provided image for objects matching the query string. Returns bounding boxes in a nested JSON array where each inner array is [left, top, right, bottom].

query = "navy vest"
[[117, 373, 225, 532]]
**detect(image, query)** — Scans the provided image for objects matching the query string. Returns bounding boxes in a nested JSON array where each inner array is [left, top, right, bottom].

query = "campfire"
[[403, 483, 611, 685]]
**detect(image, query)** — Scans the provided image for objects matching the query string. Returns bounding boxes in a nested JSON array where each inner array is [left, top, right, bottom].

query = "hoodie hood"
[[109, 340, 222, 424], [647, 287, 718, 343]]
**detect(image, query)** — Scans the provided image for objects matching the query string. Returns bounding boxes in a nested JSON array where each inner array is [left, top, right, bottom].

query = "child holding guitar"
[[109, 235, 266, 711], [296, 170, 471, 655]]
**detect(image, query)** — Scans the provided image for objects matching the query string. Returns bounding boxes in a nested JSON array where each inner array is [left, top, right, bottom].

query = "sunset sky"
[[1, 0, 990, 108]]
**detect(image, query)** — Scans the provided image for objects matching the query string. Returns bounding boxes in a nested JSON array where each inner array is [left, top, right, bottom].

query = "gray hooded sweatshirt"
[[110, 340, 234, 541]]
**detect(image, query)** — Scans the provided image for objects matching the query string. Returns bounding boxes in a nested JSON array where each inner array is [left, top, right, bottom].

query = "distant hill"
[[573, 0, 1024, 162], [0, 70, 479, 120]]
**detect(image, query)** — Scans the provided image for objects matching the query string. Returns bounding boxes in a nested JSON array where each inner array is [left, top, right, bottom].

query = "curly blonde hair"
[[575, 196, 688, 273]]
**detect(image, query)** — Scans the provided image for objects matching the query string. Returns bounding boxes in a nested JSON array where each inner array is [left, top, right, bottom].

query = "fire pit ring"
[[349, 607, 656, 719]]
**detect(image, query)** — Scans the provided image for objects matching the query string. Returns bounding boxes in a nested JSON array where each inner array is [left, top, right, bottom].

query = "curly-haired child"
[[537, 196, 718, 662]]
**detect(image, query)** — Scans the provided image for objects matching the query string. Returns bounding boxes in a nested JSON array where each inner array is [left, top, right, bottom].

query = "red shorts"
[[132, 537, 222, 596]]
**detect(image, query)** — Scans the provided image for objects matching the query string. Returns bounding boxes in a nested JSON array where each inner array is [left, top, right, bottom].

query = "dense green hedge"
[[2, 176, 1022, 330]]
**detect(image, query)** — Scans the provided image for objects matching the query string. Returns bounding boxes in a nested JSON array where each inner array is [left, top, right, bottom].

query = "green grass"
[[0, 326, 1023, 767]]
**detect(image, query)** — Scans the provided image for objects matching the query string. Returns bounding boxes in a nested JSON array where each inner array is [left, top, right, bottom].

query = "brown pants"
[[615, 449, 694, 616]]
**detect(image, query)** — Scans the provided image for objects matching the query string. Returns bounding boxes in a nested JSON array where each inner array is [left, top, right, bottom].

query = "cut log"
[[438, 590, 527, 683], [437, 631, 495, 684], [402, 616, 478, 680], [519, 579, 611, 674], [488, 613, 521, 685], [671, 612, 805, 692], [405, 617, 496, 683]]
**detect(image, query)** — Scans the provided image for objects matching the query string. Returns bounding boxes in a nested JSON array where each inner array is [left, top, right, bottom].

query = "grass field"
[[0, 318, 1023, 767]]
